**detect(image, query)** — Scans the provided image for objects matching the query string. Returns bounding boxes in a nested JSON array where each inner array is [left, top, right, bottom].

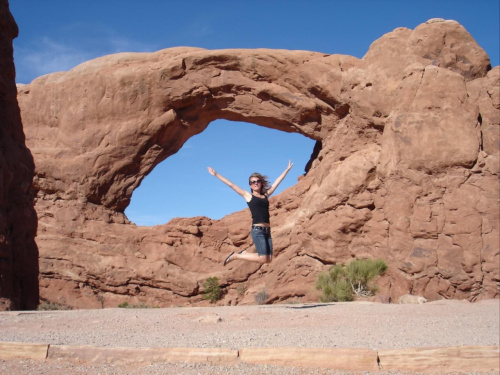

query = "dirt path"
[[1, 299, 498, 374]]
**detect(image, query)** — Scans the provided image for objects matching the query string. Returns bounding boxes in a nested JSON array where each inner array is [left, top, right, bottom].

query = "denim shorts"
[[251, 226, 273, 256]]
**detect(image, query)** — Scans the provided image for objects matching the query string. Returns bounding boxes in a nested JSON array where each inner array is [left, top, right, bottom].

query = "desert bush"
[[344, 258, 387, 296], [316, 268, 353, 302], [236, 283, 247, 296], [37, 300, 72, 311], [202, 276, 221, 303], [316, 258, 387, 302], [254, 289, 268, 305], [117, 302, 158, 308]]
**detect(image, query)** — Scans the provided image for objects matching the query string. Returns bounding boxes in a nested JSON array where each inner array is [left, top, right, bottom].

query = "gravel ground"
[[0, 359, 448, 375], [0, 299, 498, 374]]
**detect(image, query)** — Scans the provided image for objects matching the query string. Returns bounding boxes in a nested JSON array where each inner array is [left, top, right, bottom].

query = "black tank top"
[[247, 195, 270, 225]]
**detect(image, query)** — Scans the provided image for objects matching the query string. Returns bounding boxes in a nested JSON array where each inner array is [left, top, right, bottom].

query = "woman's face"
[[249, 177, 262, 192]]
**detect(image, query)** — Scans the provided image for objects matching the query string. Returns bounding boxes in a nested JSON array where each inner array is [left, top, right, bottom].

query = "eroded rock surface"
[[18, 19, 499, 308], [0, 1, 38, 310]]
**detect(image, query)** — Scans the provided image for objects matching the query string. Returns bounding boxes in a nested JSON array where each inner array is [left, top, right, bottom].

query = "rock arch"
[[20, 48, 349, 213], [18, 19, 499, 308]]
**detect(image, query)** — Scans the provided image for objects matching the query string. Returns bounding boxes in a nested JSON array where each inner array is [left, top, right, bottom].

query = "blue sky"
[[11, 1, 499, 226]]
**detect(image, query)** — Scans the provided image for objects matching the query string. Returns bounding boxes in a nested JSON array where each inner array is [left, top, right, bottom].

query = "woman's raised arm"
[[207, 167, 251, 200], [266, 160, 293, 197]]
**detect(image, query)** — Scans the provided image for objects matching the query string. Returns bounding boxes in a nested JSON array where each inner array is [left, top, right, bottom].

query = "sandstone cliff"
[[0, 0, 38, 310], [18, 19, 499, 308]]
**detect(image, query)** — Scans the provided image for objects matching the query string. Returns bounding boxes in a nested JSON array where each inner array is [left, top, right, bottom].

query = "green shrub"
[[202, 277, 222, 303], [344, 258, 387, 296], [316, 258, 387, 302]]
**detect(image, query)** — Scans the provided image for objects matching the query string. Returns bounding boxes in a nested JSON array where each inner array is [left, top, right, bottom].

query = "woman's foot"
[[223, 251, 235, 266]]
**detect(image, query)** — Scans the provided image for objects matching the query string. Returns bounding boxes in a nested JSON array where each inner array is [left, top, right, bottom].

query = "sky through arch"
[[124, 120, 316, 225]]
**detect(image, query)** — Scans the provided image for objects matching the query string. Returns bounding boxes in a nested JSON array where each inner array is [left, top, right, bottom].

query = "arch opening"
[[125, 119, 316, 226]]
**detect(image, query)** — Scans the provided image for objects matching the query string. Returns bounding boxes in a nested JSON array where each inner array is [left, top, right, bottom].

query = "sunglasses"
[[249, 179, 261, 185]]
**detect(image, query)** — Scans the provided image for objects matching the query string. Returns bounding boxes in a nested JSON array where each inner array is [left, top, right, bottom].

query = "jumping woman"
[[207, 161, 293, 265]]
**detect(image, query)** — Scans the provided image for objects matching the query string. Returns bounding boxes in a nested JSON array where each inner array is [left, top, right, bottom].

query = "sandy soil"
[[1, 299, 498, 374]]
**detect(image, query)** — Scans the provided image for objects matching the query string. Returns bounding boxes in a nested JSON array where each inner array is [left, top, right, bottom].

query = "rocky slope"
[[17, 18, 499, 308]]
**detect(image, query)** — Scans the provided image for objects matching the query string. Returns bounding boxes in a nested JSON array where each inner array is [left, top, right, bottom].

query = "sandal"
[[223, 251, 235, 266]]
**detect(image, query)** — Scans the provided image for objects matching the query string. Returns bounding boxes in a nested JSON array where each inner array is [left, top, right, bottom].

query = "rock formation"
[[17, 19, 499, 308], [0, 1, 38, 310]]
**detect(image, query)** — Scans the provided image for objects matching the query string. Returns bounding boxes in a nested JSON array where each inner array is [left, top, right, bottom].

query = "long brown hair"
[[248, 172, 269, 194]]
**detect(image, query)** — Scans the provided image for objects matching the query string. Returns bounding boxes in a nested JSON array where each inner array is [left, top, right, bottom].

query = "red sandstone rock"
[[17, 19, 499, 308], [0, 0, 38, 310]]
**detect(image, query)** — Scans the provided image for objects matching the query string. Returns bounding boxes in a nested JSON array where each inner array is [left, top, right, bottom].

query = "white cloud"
[[14, 29, 157, 84], [16, 37, 91, 82]]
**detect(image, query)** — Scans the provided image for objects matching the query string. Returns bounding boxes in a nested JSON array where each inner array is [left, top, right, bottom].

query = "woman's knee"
[[262, 256, 272, 264], [257, 255, 272, 264]]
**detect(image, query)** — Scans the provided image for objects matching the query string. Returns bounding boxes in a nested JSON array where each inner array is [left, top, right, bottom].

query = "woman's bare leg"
[[232, 252, 271, 264]]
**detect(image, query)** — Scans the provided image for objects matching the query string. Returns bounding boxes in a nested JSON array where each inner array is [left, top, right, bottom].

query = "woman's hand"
[[266, 160, 293, 197], [207, 167, 250, 200]]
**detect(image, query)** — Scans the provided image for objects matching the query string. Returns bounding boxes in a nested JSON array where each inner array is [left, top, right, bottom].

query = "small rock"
[[397, 294, 427, 304]]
